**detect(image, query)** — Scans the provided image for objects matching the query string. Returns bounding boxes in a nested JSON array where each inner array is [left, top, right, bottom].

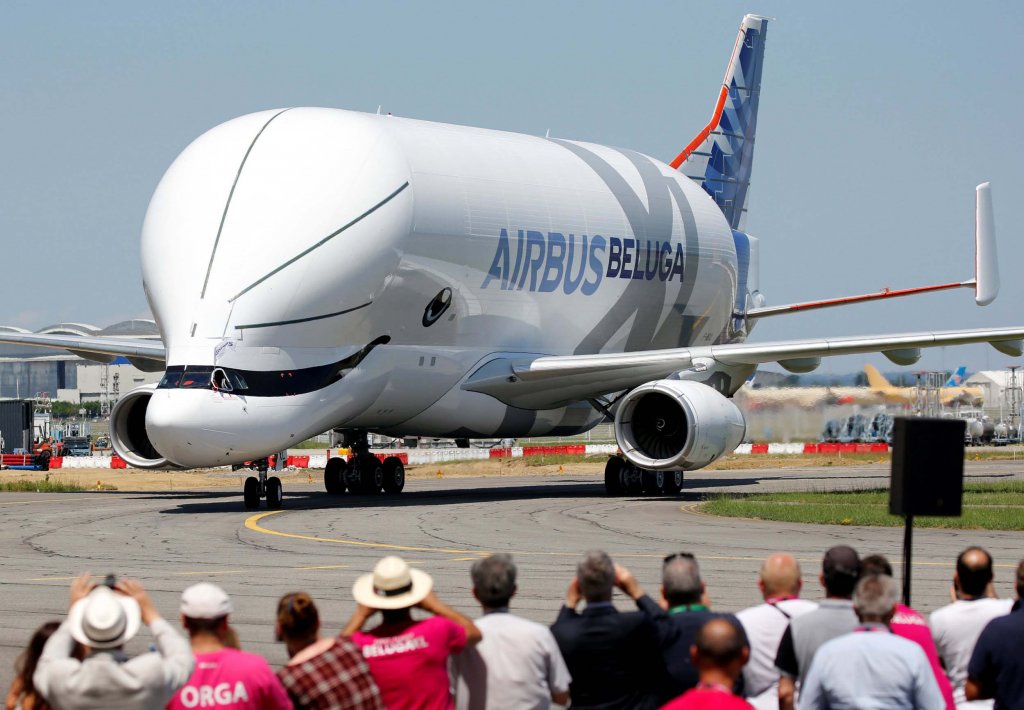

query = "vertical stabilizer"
[[864, 364, 893, 390], [672, 14, 769, 230]]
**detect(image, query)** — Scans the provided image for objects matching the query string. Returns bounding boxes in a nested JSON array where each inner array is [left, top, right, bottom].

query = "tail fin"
[[864, 365, 893, 390], [672, 14, 770, 230], [945, 366, 967, 387]]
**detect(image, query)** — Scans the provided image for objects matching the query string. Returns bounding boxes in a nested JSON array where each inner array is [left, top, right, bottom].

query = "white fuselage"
[[140, 108, 739, 467]]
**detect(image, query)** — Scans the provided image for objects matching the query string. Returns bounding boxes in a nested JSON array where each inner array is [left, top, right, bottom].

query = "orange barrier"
[[750, 443, 769, 454], [111, 456, 127, 469]]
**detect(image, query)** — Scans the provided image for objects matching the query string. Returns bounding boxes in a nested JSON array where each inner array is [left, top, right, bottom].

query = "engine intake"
[[110, 384, 174, 469], [614, 380, 746, 471]]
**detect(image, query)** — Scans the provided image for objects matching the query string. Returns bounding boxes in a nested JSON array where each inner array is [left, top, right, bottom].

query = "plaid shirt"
[[279, 637, 384, 710]]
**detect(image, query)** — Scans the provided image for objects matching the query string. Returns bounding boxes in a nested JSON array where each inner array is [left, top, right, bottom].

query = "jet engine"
[[109, 384, 174, 468], [614, 380, 746, 471]]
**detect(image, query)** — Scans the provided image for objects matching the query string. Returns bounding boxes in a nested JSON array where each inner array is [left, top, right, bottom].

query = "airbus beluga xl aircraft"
[[4, 15, 1022, 508]]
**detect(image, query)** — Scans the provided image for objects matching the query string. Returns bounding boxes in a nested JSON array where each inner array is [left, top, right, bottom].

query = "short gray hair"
[[577, 550, 615, 602], [853, 574, 900, 619], [663, 556, 702, 606], [471, 554, 517, 608]]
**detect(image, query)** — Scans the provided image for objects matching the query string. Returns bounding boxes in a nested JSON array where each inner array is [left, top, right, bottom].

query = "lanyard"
[[696, 682, 733, 694], [669, 603, 708, 614], [765, 595, 798, 605]]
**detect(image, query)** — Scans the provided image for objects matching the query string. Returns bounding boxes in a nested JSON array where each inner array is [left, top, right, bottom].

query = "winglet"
[[974, 182, 998, 306]]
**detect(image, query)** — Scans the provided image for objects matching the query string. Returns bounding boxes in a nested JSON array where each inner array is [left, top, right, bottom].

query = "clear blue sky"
[[1, 1, 1021, 374]]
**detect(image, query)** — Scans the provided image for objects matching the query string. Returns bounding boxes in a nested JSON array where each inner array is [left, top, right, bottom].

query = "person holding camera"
[[33, 572, 193, 710]]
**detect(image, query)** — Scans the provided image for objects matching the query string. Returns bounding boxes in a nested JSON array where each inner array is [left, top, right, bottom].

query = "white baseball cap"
[[180, 583, 233, 619], [67, 586, 142, 649]]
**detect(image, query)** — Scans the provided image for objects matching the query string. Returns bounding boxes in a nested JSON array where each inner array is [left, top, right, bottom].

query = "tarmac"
[[2, 460, 1023, 691]]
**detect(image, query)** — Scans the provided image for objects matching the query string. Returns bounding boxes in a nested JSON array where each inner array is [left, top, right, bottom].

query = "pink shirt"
[[662, 686, 754, 709], [890, 603, 956, 710], [167, 648, 291, 710], [352, 617, 468, 710]]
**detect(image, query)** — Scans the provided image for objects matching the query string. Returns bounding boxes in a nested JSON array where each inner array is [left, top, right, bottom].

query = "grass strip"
[[701, 482, 1024, 530], [0, 479, 86, 493]]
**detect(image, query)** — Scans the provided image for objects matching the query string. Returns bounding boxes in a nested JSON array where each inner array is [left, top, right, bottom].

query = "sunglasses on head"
[[663, 552, 696, 564]]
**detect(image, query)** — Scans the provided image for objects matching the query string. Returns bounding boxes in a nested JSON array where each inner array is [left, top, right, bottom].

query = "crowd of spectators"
[[6, 544, 1024, 709]]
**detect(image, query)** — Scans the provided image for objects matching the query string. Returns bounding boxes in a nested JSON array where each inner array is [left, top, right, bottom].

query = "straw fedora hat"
[[67, 586, 142, 649], [353, 556, 433, 610]]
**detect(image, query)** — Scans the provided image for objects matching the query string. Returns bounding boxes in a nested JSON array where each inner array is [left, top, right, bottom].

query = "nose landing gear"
[[236, 458, 283, 510]]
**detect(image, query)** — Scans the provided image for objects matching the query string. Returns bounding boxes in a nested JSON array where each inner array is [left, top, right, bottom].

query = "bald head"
[[956, 547, 994, 597], [691, 618, 749, 676], [760, 553, 802, 598]]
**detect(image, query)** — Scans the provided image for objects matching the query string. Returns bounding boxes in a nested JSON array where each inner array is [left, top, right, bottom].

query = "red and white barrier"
[[12, 442, 889, 471]]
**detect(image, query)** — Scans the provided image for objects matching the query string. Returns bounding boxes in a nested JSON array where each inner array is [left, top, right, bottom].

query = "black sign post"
[[890, 417, 965, 607]]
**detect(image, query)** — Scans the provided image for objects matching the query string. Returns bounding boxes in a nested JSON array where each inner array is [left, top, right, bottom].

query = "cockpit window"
[[180, 370, 212, 389], [154, 335, 389, 397], [158, 369, 183, 389]]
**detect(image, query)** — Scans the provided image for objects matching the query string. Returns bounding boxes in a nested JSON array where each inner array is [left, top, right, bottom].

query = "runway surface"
[[2, 460, 1023, 690]]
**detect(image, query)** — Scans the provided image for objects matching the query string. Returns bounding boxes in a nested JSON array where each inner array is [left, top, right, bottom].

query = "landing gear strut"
[[323, 431, 406, 496], [603, 456, 683, 497], [237, 458, 283, 510]]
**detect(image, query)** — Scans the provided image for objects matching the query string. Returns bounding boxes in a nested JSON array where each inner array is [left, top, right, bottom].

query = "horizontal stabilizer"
[[747, 182, 998, 319]]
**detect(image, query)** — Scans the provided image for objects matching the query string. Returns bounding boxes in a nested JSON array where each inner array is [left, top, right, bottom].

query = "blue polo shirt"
[[967, 606, 1024, 709]]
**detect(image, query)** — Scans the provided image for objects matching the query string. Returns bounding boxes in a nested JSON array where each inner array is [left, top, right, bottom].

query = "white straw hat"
[[352, 556, 433, 610], [67, 586, 142, 649]]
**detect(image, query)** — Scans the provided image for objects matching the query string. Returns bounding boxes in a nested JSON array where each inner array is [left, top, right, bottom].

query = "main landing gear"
[[604, 456, 683, 497], [237, 458, 283, 510], [323, 430, 405, 496]]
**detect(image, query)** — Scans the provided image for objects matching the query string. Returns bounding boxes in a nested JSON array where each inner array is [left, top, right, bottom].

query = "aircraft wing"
[[0, 332, 166, 372], [463, 327, 1024, 409]]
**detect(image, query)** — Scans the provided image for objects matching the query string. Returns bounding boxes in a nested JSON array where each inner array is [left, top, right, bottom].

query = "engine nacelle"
[[110, 384, 175, 469], [614, 380, 746, 471]]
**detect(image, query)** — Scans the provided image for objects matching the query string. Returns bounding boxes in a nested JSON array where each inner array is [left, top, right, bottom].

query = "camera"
[[102, 574, 117, 589]]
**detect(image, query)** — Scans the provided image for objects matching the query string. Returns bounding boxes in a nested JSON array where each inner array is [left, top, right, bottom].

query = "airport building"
[[0, 320, 163, 405]]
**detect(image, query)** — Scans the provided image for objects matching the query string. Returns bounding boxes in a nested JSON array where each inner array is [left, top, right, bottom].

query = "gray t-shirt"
[[453, 610, 571, 710], [774, 599, 858, 684]]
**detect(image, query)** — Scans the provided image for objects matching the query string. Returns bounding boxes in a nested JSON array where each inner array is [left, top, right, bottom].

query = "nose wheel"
[[241, 459, 283, 510]]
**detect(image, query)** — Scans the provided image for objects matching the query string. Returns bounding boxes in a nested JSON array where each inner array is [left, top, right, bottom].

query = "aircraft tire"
[[642, 469, 665, 496], [663, 471, 684, 496], [623, 465, 644, 496], [267, 476, 283, 509], [324, 457, 347, 495], [356, 455, 384, 494], [382, 456, 406, 493], [604, 457, 626, 496], [243, 476, 260, 510]]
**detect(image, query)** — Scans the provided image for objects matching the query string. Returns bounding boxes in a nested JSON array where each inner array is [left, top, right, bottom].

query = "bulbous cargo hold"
[[614, 380, 746, 471]]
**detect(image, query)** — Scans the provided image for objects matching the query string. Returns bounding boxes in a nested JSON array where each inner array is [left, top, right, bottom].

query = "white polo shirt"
[[736, 598, 818, 709], [930, 597, 1013, 707], [453, 609, 571, 710]]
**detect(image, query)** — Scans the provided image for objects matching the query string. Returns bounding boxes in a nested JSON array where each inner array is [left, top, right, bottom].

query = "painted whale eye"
[[422, 287, 453, 327]]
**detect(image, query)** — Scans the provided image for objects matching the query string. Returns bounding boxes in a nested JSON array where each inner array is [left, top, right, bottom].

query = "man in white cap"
[[33, 572, 194, 710], [167, 582, 291, 710], [343, 556, 482, 710]]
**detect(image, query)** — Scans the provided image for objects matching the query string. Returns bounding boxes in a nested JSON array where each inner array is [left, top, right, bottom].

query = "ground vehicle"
[[61, 436, 92, 456]]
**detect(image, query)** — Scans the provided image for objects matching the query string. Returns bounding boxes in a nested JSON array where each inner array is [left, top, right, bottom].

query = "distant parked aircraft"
[[863, 365, 983, 406]]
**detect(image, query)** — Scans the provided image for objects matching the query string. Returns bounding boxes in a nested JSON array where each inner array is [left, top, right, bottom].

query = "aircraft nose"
[[145, 390, 241, 468]]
